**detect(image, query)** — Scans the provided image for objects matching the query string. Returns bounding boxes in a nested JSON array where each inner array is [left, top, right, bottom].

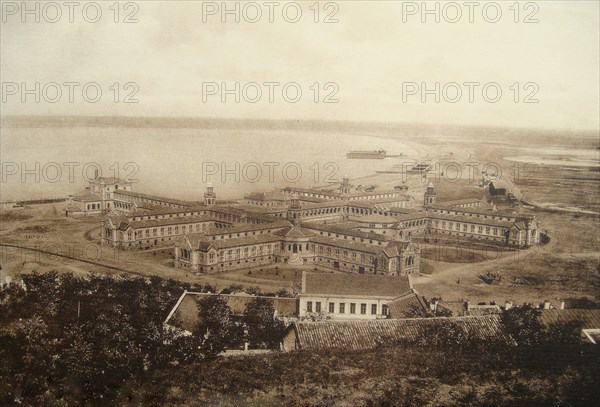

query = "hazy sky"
[[1, 0, 599, 130]]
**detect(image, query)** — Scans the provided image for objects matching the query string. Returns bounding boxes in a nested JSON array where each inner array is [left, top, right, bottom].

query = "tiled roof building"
[[164, 291, 298, 333], [298, 272, 426, 320], [282, 315, 510, 351]]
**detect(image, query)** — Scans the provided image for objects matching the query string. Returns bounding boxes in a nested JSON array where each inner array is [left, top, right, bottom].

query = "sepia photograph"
[[1, 1, 599, 405]]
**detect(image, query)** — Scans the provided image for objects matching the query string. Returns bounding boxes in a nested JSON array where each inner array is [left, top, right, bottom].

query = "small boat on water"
[[346, 149, 387, 159]]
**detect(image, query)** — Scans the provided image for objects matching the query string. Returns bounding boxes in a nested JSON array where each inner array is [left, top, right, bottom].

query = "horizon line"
[[1, 114, 599, 135]]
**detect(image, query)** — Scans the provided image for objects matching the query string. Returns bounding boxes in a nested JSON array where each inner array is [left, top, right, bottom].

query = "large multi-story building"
[[100, 178, 542, 277], [67, 176, 133, 215], [174, 223, 421, 275], [67, 174, 194, 216]]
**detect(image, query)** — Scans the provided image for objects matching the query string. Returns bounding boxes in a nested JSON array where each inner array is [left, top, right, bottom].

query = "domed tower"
[[287, 193, 302, 224], [340, 176, 351, 196], [204, 183, 216, 206], [424, 182, 436, 208]]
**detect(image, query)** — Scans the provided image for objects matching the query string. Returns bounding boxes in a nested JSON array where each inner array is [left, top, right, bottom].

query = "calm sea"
[[0, 126, 419, 201]]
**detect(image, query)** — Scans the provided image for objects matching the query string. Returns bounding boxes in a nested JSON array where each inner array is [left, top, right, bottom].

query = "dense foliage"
[[0, 272, 213, 404], [1, 271, 598, 406]]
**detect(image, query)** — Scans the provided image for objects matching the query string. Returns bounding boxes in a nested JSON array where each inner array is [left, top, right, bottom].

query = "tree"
[[544, 320, 584, 345], [243, 297, 285, 349], [404, 302, 433, 318], [220, 284, 244, 295], [194, 295, 235, 357], [500, 304, 543, 347]]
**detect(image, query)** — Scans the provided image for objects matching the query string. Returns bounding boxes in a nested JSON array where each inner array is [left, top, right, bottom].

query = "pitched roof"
[[382, 241, 412, 258], [184, 233, 280, 251], [75, 194, 102, 202], [166, 292, 298, 332], [301, 222, 391, 242], [489, 180, 509, 190], [127, 214, 217, 229], [387, 290, 429, 319], [350, 214, 399, 224], [302, 272, 412, 298], [437, 198, 483, 207], [309, 235, 383, 255], [538, 309, 600, 329], [429, 212, 515, 228], [274, 226, 315, 239], [387, 291, 429, 318], [113, 190, 194, 207], [290, 315, 509, 350]]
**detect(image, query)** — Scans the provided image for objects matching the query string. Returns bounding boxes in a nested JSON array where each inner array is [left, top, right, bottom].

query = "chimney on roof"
[[560, 300, 565, 310], [504, 301, 513, 310], [543, 300, 551, 310], [301, 270, 306, 294]]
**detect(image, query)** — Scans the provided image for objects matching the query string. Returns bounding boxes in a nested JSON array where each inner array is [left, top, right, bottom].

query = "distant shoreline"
[[1, 115, 598, 140]]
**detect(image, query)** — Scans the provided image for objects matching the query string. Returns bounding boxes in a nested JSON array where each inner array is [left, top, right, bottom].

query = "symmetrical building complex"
[[95, 175, 541, 276]]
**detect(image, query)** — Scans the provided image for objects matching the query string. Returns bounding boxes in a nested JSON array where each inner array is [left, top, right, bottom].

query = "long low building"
[[282, 315, 510, 351], [102, 193, 284, 248]]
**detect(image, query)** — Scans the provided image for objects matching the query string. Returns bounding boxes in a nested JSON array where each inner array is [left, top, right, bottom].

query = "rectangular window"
[[382, 304, 388, 316], [360, 304, 367, 314], [307, 301, 313, 313], [316, 302, 322, 313], [339, 303, 345, 313], [350, 303, 356, 314], [371, 304, 377, 315], [329, 302, 335, 313]]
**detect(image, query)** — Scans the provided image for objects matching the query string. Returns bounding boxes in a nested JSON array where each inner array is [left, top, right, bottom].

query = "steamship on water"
[[346, 149, 388, 159]]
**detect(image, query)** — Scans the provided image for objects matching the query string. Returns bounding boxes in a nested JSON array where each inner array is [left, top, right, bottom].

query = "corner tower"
[[287, 193, 302, 224], [340, 176, 351, 196], [424, 182, 436, 208], [204, 183, 216, 206]]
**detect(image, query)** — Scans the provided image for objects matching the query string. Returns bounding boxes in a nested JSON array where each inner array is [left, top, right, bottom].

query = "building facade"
[[298, 271, 425, 320], [98, 179, 541, 277], [174, 224, 421, 275]]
